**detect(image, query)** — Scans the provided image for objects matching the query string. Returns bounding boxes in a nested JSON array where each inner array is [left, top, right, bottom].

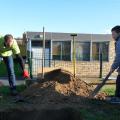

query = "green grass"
[[0, 85, 26, 110], [0, 85, 26, 96], [101, 85, 115, 96], [79, 85, 120, 120], [77, 85, 119, 120], [79, 107, 120, 120]]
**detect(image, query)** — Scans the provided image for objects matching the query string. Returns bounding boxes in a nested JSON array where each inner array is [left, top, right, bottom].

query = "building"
[[23, 32, 116, 78]]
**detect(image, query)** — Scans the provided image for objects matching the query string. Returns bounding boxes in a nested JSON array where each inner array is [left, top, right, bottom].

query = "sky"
[[0, 0, 120, 37]]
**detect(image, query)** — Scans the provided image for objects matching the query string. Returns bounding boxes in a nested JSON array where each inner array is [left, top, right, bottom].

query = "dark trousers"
[[3, 56, 16, 90], [115, 75, 120, 97]]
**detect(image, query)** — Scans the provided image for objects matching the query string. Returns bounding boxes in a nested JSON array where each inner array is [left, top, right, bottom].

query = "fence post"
[[28, 39, 33, 79], [99, 48, 103, 78], [28, 57, 33, 79], [42, 27, 45, 79]]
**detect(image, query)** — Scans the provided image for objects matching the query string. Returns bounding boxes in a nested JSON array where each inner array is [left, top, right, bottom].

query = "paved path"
[[0, 77, 25, 86]]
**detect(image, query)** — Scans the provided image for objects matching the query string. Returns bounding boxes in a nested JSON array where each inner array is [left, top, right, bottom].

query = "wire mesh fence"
[[27, 57, 116, 79]]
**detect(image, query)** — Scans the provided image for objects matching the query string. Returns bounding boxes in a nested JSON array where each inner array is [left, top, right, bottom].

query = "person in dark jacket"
[[109, 26, 120, 102]]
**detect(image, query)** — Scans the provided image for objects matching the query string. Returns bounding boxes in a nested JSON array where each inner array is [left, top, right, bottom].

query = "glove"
[[23, 70, 29, 78]]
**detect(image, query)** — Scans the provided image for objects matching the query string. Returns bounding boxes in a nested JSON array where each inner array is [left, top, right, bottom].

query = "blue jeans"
[[3, 56, 16, 90]]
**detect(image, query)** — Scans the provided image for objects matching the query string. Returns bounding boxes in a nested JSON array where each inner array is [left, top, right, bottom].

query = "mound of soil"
[[21, 69, 94, 106]]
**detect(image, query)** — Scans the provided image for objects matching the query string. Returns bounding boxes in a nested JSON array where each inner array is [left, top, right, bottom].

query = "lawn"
[[101, 85, 116, 96], [80, 85, 119, 120], [0, 85, 26, 96], [79, 104, 120, 120]]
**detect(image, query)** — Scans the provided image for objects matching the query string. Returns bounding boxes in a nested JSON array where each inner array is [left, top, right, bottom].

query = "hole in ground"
[[0, 107, 83, 120]]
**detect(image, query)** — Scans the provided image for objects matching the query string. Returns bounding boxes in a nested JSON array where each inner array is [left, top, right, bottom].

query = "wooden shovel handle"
[[89, 72, 112, 98]]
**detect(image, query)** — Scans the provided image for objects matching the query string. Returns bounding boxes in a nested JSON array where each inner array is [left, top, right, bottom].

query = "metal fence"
[[27, 55, 114, 79]]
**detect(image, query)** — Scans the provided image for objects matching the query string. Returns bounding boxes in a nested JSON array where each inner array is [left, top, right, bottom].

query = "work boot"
[[115, 75, 120, 97], [10, 86, 18, 96], [110, 97, 120, 104], [10, 89, 18, 96]]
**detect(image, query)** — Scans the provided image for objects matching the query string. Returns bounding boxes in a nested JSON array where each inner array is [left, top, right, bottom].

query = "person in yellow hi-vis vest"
[[0, 34, 29, 96]]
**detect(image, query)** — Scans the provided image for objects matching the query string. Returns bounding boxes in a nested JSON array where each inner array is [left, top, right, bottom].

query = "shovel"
[[89, 72, 112, 98]]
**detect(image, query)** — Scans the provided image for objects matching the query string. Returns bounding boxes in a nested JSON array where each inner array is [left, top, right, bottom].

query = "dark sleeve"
[[15, 54, 25, 72], [111, 41, 120, 70]]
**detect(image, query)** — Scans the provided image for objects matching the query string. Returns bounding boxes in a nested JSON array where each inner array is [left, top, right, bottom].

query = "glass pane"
[[76, 42, 90, 61], [92, 42, 99, 60], [101, 42, 109, 61], [52, 41, 61, 60], [92, 42, 109, 61], [62, 41, 71, 61]]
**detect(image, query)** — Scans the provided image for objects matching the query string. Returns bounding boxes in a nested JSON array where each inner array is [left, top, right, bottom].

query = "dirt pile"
[[21, 69, 94, 105]]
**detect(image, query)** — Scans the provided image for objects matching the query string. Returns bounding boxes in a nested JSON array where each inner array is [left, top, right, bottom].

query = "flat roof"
[[25, 32, 112, 42]]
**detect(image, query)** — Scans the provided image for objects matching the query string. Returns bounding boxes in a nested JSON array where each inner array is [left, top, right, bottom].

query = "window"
[[62, 41, 71, 60], [52, 41, 71, 60], [92, 42, 99, 60], [52, 42, 61, 60], [76, 42, 90, 61], [52, 41, 109, 61], [101, 42, 109, 61], [92, 42, 109, 61]]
